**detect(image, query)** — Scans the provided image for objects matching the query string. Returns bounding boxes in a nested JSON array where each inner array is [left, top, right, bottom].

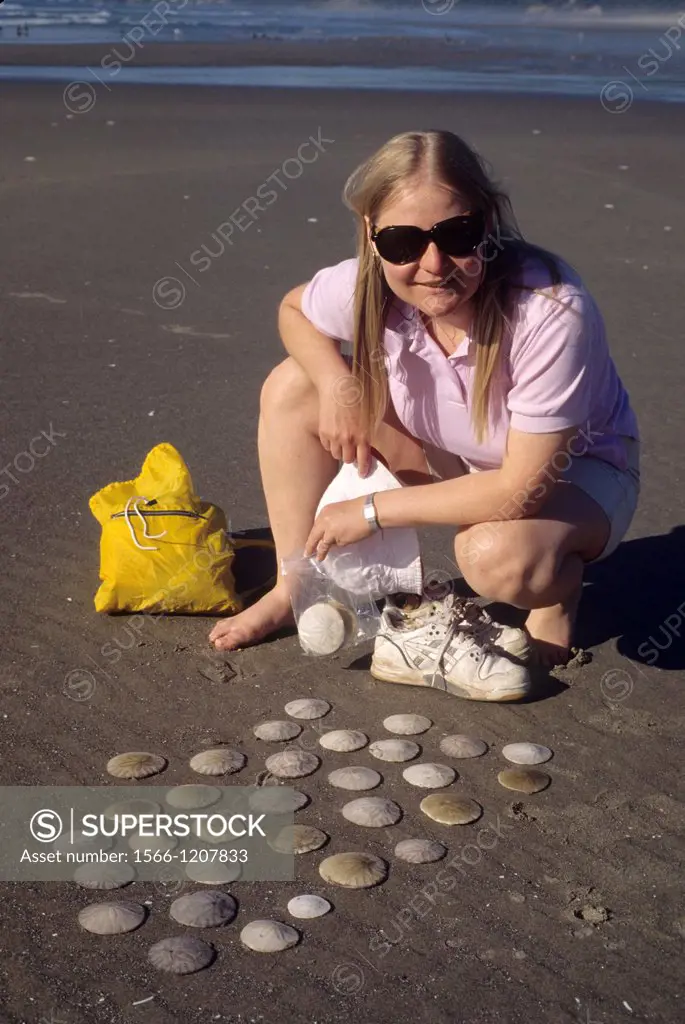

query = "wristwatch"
[[363, 493, 381, 532]]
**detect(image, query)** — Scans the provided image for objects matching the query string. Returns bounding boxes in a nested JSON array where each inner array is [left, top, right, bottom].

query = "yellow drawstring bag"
[[89, 443, 270, 614]]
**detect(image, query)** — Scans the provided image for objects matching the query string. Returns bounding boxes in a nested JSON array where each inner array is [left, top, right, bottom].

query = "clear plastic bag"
[[281, 553, 382, 656]]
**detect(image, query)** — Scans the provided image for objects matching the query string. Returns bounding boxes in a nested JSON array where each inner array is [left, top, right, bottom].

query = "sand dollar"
[[268, 825, 328, 855], [106, 752, 167, 780], [148, 935, 215, 974], [327, 767, 382, 791], [498, 768, 551, 794], [297, 601, 352, 655], [319, 729, 368, 752], [240, 919, 300, 952], [319, 852, 388, 889], [501, 742, 552, 765], [287, 894, 331, 919], [402, 763, 456, 789], [369, 738, 420, 763], [165, 785, 222, 810], [170, 890, 237, 928], [78, 902, 146, 935], [265, 750, 320, 779], [248, 787, 309, 814], [439, 734, 488, 759], [74, 862, 136, 890], [383, 714, 432, 736], [420, 794, 483, 826], [185, 859, 242, 885], [394, 839, 447, 864], [342, 797, 401, 828], [284, 698, 331, 720], [189, 748, 246, 776], [253, 720, 302, 742]]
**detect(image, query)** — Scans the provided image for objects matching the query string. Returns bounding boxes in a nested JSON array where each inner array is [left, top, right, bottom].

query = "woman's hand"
[[304, 496, 373, 561], [317, 374, 372, 477]]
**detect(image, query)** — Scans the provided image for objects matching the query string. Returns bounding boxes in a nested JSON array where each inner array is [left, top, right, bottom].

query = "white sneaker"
[[430, 593, 532, 663], [370, 594, 532, 702]]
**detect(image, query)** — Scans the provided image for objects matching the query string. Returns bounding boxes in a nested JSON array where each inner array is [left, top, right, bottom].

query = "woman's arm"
[[373, 425, 582, 529], [278, 284, 350, 391]]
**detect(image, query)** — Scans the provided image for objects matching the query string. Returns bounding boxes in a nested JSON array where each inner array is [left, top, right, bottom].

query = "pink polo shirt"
[[301, 255, 639, 472]]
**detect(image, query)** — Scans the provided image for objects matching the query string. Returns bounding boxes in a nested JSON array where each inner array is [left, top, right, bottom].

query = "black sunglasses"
[[370, 211, 486, 265]]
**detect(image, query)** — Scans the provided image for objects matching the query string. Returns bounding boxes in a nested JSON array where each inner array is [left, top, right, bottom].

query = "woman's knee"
[[260, 357, 318, 418], [455, 524, 557, 604]]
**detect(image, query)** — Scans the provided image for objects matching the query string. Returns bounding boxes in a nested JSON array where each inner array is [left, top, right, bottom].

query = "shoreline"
[[2, 38, 683, 107]]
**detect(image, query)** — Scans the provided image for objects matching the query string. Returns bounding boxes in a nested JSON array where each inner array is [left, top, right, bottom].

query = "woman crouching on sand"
[[210, 129, 640, 700]]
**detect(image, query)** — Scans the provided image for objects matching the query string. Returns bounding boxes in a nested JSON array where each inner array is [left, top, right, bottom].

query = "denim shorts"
[[423, 436, 641, 563]]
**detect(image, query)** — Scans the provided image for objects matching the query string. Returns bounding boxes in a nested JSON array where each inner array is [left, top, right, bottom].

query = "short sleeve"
[[507, 291, 597, 433], [300, 258, 358, 344]]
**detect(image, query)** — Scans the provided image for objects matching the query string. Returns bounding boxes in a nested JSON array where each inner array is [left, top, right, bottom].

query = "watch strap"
[[363, 493, 380, 531]]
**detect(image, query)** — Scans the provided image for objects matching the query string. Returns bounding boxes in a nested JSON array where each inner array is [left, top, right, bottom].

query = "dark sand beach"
[[0, 66, 684, 1024]]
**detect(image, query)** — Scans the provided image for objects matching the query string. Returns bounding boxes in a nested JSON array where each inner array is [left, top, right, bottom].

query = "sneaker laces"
[[418, 597, 496, 690], [411, 593, 500, 646]]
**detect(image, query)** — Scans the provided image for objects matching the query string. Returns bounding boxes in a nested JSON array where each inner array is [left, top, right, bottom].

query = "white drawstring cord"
[[124, 496, 167, 551]]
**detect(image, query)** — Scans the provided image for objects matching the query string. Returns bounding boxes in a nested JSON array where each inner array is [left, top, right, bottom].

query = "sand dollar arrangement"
[[297, 601, 354, 655], [106, 752, 167, 780], [341, 797, 402, 828], [148, 935, 215, 974], [240, 919, 300, 952], [501, 742, 552, 765], [327, 766, 382, 792], [319, 852, 387, 889], [420, 794, 483, 826], [189, 748, 246, 776], [253, 720, 302, 742], [165, 785, 222, 810], [268, 825, 328, 855], [78, 902, 146, 935], [319, 729, 368, 752], [265, 750, 320, 779], [74, 863, 136, 890], [383, 714, 432, 736], [402, 763, 456, 789], [284, 698, 331, 720], [248, 786, 309, 814], [394, 839, 446, 864], [498, 768, 551, 794], [369, 738, 420, 763], [439, 734, 488, 759], [287, 895, 331, 919], [170, 890, 237, 928]]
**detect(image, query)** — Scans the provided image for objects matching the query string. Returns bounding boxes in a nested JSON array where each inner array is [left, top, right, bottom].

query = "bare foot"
[[525, 588, 581, 670], [209, 585, 295, 651]]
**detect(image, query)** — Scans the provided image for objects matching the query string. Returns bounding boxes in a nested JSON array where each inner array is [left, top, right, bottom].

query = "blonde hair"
[[342, 130, 562, 444]]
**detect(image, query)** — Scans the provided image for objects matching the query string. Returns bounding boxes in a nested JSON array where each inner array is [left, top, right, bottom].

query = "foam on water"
[[2, 63, 684, 103]]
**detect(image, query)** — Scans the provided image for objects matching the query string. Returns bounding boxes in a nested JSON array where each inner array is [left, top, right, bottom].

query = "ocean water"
[[1, 1, 684, 101]]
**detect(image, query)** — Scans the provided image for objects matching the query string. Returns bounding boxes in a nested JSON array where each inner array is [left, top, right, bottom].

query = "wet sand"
[[0, 79, 684, 1024]]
